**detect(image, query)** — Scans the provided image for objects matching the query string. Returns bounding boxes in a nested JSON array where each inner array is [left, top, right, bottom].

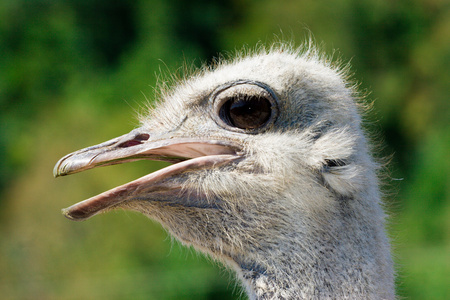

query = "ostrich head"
[[54, 45, 394, 299]]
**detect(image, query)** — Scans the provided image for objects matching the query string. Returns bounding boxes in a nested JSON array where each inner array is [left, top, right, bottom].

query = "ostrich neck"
[[229, 203, 395, 300]]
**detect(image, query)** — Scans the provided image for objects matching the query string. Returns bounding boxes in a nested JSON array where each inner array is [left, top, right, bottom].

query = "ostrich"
[[54, 44, 395, 299]]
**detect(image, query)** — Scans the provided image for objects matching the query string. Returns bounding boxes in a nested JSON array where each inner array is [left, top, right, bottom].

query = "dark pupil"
[[221, 96, 271, 129]]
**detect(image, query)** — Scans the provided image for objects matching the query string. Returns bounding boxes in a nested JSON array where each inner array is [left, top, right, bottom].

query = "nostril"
[[118, 140, 142, 148], [118, 133, 150, 148], [135, 133, 149, 141]]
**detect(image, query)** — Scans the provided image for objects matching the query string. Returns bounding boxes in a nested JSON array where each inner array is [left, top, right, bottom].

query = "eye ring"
[[210, 80, 279, 133]]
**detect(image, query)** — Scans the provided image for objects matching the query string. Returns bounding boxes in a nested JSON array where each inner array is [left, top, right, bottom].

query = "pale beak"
[[54, 128, 241, 221]]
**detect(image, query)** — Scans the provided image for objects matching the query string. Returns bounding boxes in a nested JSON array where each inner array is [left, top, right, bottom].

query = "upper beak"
[[54, 129, 239, 177], [54, 128, 241, 221]]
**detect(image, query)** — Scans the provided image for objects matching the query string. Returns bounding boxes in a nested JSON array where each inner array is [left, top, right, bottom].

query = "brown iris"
[[219, 95, 272, 130]]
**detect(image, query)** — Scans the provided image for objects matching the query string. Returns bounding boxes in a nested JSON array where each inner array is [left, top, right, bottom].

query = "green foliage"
[[1, 0, 448, 298]]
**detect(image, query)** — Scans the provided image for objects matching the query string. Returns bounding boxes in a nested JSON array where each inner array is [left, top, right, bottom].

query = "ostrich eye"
[[212, 81, 278, 132], [220, 95, 272, 129]]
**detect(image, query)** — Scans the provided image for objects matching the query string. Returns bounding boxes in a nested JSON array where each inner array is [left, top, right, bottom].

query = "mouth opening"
[[54, 136, 242, 221]]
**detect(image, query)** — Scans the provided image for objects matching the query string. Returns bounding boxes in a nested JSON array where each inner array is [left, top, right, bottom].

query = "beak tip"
[[53, 156, 68, 178], [53, 168, 61, 178], [61, 207, 71, 217], [62, 208, 83, 221], [53, 163, 67, 178], [53, 156, 82, 178]]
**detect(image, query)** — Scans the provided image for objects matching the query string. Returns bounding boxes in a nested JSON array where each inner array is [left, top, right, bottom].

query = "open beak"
[[54, 128, 241, 221]]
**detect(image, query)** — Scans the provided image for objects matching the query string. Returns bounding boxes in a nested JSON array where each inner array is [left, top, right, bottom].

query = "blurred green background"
[[1, 0, 448, 299]]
